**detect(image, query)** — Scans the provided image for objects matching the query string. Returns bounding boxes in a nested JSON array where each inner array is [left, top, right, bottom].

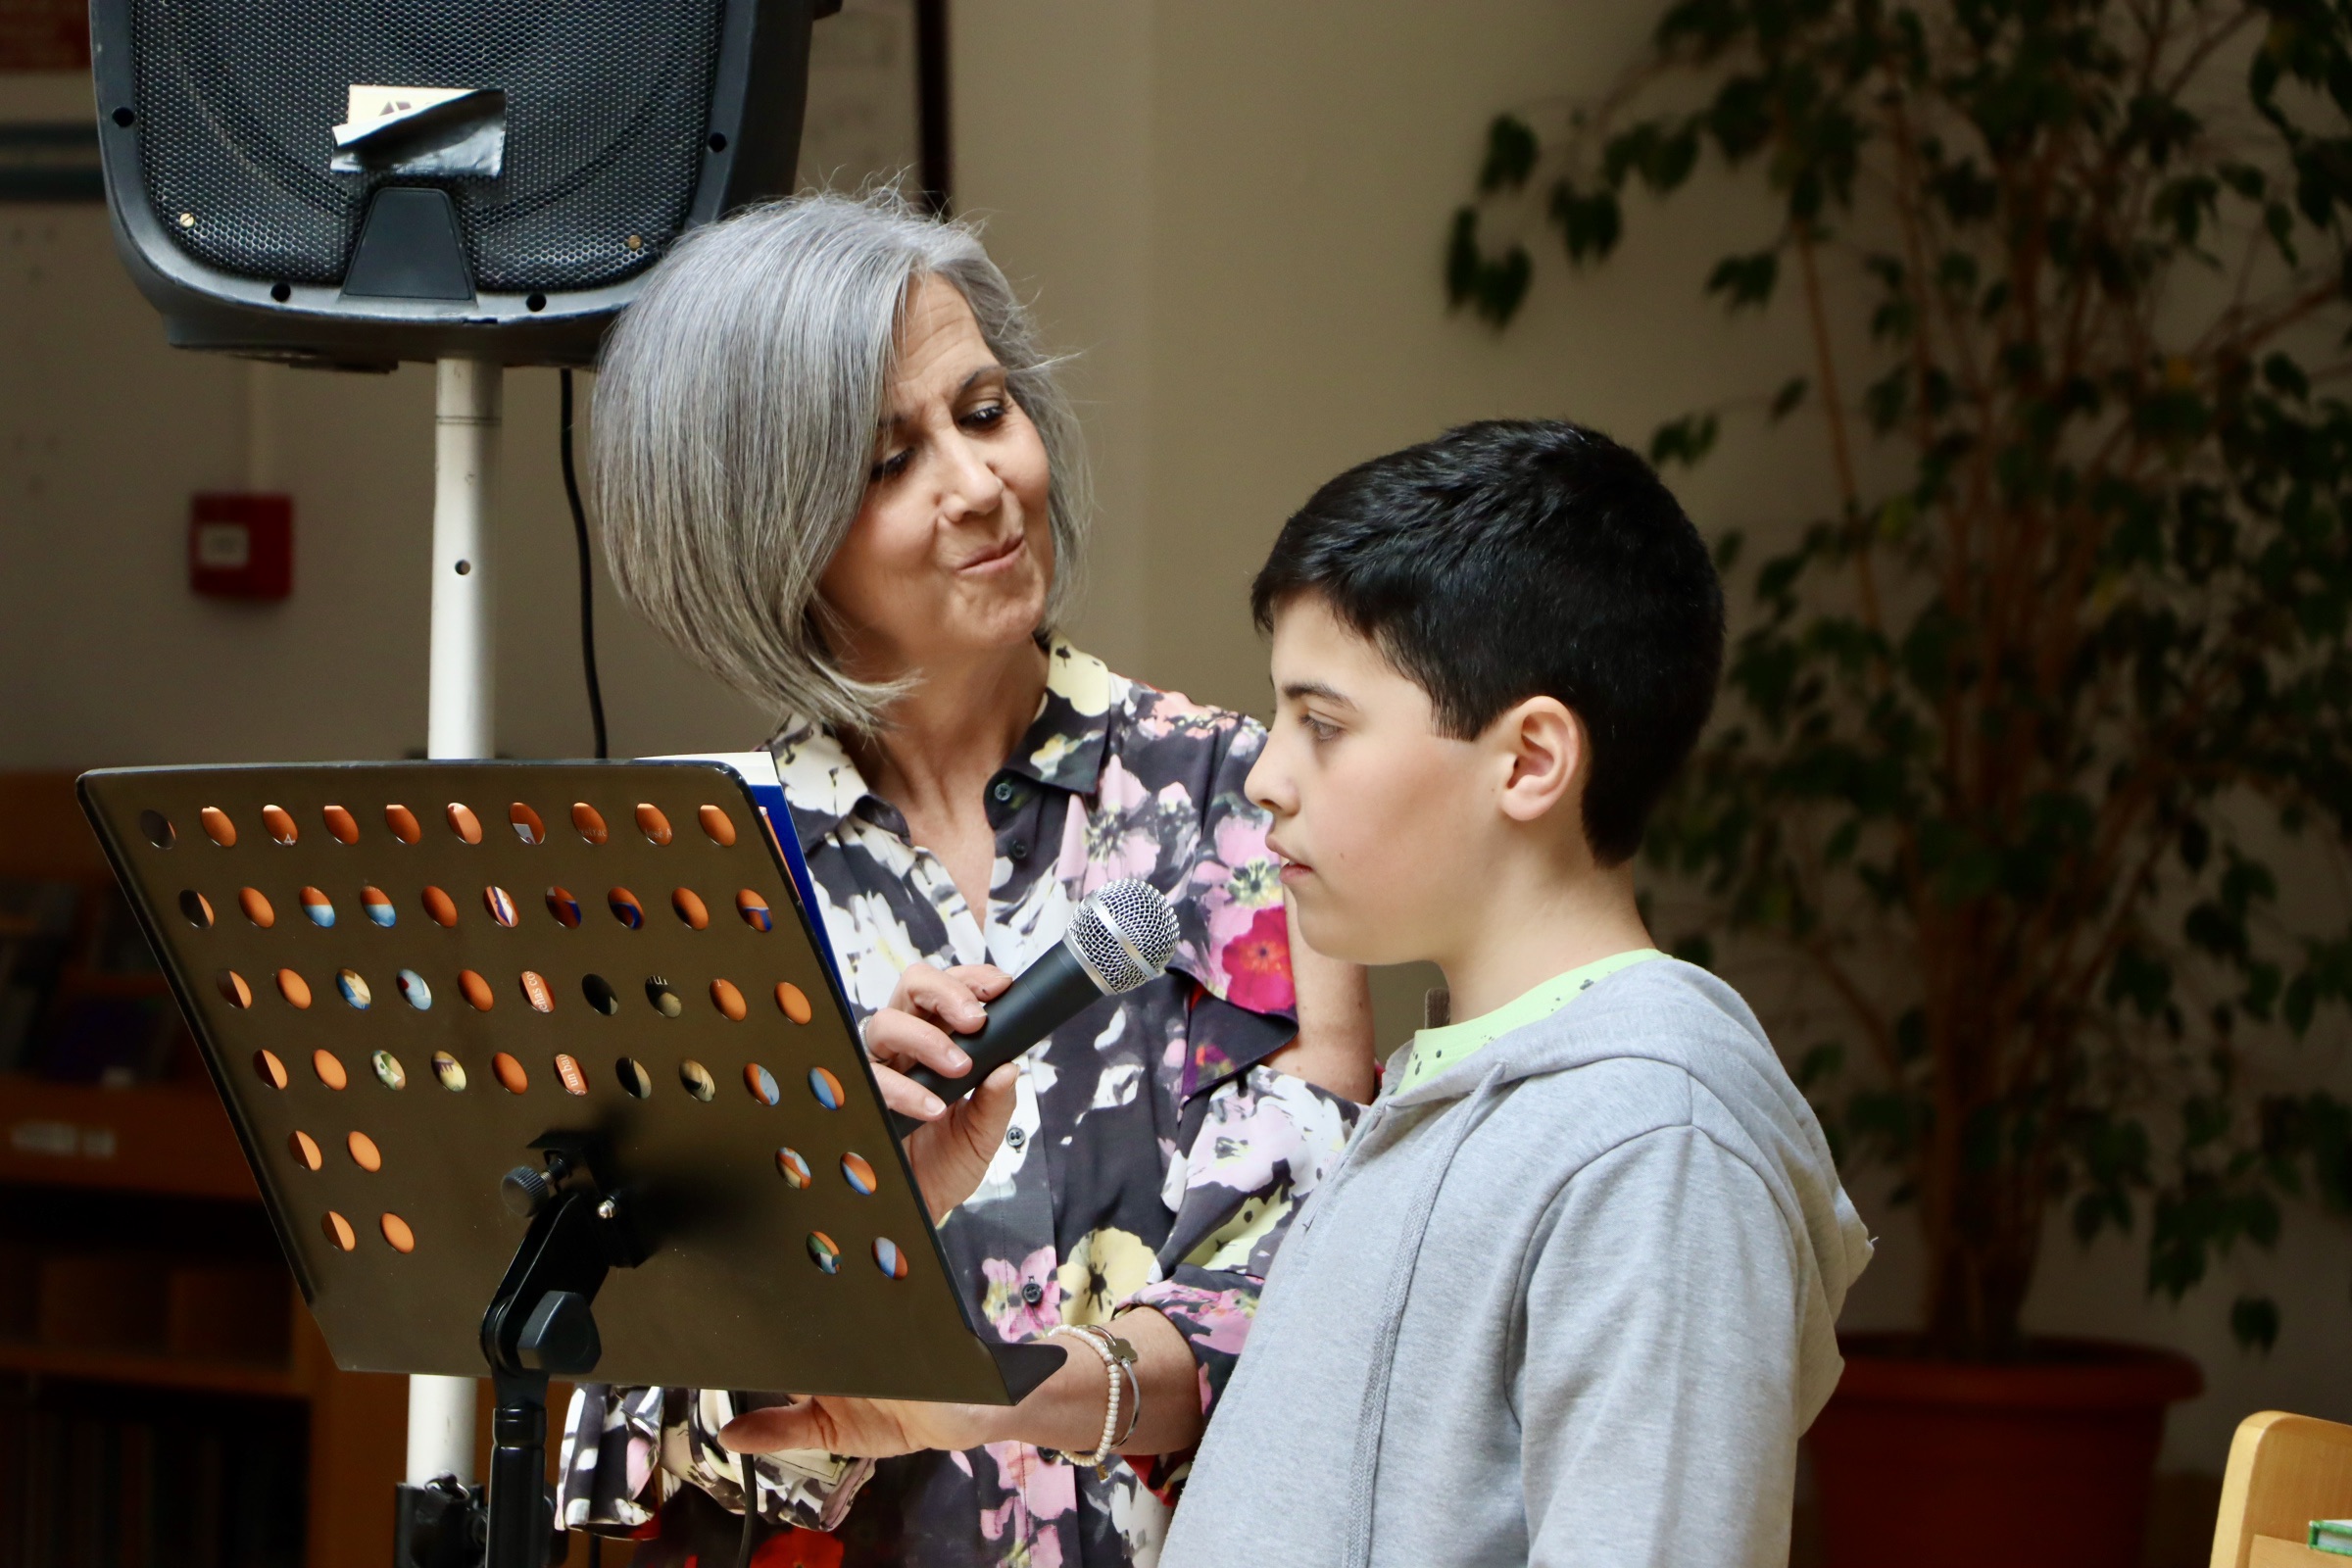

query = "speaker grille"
[[129, 0, 726, 293]]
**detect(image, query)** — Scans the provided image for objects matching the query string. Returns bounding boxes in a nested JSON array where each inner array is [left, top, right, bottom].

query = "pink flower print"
[[979, 1247, 1061, 1341], [978, 1502, 1064, 1568], [1200, 887, 1249, 941], [976, 1443, 1073, 1568], [1217, 904, 1295, 1013], [1198, 874, 1280, 985], [1049, 803, 1090, 881], [625, 1432, 656, 1503], [1079, 760, 1167, 882], [1082, 813, 1162, 884], [1086, 827, 1161, 888], [1181, 1083, 1310, 1197], [1106, 829, 1161, 882], [1096, 756, 1151, 814], [992, 1440, 1078, 1522], [1211, 811, 1273, 877], [1131, 687, 1215, 739], [1138, 1283, 1256, 1358]]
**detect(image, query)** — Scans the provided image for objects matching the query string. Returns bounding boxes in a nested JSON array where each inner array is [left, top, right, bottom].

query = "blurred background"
[[1, 2, 2346, 1565]]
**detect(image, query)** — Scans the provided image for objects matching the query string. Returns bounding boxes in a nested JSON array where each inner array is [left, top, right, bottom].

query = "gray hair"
[[590, 189, 1089, 734]]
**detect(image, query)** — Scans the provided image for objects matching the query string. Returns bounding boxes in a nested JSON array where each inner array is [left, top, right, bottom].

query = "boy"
[[1159, 420, 1872, 1568]]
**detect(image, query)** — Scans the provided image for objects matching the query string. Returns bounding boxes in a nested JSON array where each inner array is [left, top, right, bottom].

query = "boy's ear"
[[1493, 696, 1586, 828]]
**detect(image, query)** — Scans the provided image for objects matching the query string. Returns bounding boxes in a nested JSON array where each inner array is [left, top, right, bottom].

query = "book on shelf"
[[0, 876, 79, 1077], [0, 1382, 305, 1568], [0, 876, 192, 1087]]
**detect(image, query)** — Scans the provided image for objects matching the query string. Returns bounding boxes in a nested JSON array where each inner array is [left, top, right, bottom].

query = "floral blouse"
[[557, 644, 1361, 1568]]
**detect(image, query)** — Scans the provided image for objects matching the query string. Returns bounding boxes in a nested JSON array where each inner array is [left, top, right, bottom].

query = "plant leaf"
[[2231, 1295, 2280, 1353], [1478, 114, 1541, 194]]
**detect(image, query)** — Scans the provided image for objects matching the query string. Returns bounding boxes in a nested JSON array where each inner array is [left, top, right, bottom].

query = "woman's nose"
[[936, 429, 1006, 522]]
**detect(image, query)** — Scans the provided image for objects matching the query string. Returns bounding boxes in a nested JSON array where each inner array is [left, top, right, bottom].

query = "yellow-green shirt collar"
[[1391, 949, 1663, 1096]]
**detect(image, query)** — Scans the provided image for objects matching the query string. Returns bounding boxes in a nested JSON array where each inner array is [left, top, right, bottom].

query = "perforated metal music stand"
[[78, 760, 1061, 1568]]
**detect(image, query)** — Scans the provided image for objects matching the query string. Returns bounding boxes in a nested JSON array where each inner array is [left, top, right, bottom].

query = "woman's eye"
[[870, 448, 913, 483], [961, 402, 1006, 430]]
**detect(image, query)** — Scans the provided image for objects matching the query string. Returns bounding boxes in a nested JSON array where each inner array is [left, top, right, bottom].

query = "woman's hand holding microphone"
[[858, 961, 1018, 1223]]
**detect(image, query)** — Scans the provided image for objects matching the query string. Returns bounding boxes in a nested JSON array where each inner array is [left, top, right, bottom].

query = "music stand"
[[77, 760, 1062, 1568]]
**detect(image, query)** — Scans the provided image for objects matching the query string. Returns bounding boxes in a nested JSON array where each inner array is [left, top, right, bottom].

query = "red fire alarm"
[[190, 493, 293, 600]]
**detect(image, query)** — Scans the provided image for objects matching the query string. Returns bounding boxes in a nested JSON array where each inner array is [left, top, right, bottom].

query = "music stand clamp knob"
[[516, 1290, 602, 1375], [501, 1165, 554, 1217]]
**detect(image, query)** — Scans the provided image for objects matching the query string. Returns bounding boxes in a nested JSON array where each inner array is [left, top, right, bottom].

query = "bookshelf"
[[0, 1073, 255, 1200], [0, 780, 620, 1568], [1, 772, 411, 1568], [0, 1339, 301, 1399], [1, 774, 621, 1568], [0, 1074, 408, 1568]]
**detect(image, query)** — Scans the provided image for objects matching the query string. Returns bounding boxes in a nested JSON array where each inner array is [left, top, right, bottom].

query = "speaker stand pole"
[[408, 356, 503, 1517], [426, 358, 501, 762]]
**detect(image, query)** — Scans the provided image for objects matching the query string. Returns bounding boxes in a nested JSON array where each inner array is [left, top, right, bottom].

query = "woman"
[[557, 191, 1375, 1568]]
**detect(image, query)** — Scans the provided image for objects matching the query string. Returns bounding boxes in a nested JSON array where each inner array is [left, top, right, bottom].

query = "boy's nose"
[[1244, 753, 1290, 817]]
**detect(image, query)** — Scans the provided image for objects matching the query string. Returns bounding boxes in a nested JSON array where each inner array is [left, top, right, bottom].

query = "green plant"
[[1449, 0, 2352, 1355]]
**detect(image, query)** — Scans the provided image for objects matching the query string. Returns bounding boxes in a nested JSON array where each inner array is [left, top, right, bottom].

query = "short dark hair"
[[1251, 419, 1724, 865]]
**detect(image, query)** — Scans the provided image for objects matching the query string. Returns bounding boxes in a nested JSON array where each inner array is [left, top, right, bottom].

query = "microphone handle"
[[892, 942, 1105, 1135]]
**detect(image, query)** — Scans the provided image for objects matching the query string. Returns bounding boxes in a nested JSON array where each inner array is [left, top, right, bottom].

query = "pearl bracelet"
[[1045, 1324, 1138, 1475]]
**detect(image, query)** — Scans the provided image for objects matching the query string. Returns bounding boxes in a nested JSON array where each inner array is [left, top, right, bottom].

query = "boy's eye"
[[1302, 714, 1342, 743]]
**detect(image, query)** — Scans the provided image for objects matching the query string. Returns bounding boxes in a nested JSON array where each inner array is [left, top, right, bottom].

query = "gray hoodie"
[[1158, 958, 1872, 1568]]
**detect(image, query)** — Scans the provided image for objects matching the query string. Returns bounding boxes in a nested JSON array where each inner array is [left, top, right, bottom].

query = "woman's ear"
[[1494, 697, 1586, 826]]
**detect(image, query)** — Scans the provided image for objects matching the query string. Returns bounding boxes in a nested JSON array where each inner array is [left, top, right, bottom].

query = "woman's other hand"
[[1266, 895, 1378, 1102], [718, 1395, 1005, 1461], [720, 1305, 1205, 1462], [865, 962, 1018, 1221]]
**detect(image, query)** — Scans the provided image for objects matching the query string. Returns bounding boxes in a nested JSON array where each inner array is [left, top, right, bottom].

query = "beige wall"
[[963, 3, 1826, 709], [0, 77, 774, 769], [953, 0, 2352, 1480], [2, 0, 2347, 1479]]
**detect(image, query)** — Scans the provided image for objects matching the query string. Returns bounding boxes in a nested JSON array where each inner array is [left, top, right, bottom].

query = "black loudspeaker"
[[91, 0, 840, 370]]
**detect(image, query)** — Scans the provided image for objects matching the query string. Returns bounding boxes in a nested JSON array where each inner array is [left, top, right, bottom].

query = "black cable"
[[561, 368, 610, 760], [735, 1453, 760, 1568]]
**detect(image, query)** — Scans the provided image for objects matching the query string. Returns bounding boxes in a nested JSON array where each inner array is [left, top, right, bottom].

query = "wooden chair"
[[2212, 1411, 2352, 1568]]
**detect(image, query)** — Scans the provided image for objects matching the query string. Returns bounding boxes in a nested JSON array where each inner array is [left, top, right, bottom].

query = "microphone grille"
[[1067, 878, 1180, 995]]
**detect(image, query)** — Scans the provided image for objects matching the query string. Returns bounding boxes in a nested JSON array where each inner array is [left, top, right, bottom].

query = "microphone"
[[893, 878, 1180, 1129]]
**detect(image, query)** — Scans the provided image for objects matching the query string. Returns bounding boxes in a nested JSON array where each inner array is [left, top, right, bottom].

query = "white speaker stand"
[[409, 356, 504, 1493]]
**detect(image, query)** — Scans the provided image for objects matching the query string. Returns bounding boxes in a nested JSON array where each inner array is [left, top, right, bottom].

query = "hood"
[[1384, 956, 1874, 1427]]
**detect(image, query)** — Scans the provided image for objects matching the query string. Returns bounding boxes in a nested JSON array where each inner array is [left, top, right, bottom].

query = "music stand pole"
[[409, 356, 504, 1494]]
